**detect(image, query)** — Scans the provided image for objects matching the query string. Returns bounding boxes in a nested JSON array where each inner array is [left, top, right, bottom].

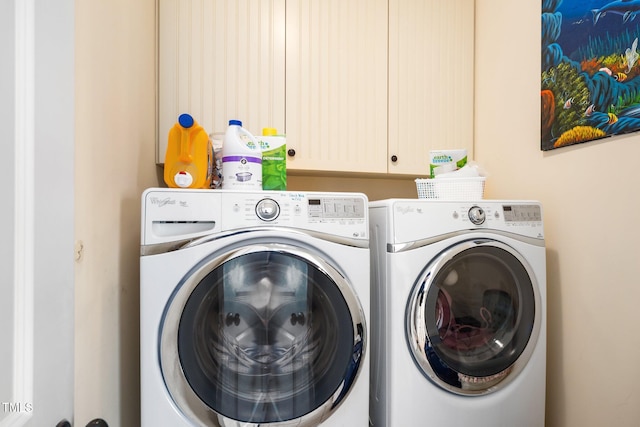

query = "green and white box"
[[429, 149, 468, 178]]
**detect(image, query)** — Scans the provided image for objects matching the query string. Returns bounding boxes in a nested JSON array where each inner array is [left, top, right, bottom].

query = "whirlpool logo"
[[396, 205, 419, 215], [149, 197, 188, 208]]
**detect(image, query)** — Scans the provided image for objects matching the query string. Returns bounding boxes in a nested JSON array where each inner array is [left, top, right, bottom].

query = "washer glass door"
[[160, 244, 365, 426], [407, 239, 540, 395]]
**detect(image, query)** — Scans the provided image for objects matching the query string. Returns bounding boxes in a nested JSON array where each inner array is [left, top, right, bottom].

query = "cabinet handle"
[[391, 155, 398, 162], [287, 149, 296, 157]]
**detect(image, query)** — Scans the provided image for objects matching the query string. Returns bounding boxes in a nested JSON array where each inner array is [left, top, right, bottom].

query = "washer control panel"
[[223, 191, 368, 239], [142, 189, 369, 244]]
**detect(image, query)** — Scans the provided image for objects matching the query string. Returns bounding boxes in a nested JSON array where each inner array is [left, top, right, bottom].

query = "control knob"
[[256, 198, 280, 221], [468, 206, 486, 225]]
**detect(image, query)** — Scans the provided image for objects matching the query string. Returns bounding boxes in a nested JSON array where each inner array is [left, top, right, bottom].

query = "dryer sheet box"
[[429, 149, 468, 178]]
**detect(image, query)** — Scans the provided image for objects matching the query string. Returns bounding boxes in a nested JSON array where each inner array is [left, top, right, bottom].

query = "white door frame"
[[1, 0, 74, 425]]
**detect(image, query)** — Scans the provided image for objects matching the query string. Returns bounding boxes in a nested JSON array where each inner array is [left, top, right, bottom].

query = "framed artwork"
[[541, 0, 640, 150]]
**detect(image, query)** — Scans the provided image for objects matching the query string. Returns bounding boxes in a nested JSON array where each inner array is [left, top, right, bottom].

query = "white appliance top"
[[369, 199, 544, 243], [141, 188, 368, 246]]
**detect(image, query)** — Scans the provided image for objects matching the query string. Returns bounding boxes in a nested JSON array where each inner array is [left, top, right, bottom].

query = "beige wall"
[[74, 1, 640, 426], [288, 174, 418, 200], [476, 1, 640, 426], [74, 1, 158, 425]]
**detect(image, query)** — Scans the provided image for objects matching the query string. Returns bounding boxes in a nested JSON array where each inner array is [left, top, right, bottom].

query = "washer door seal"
[[160, 243, 366, 426], [406, 239, 541, 395]]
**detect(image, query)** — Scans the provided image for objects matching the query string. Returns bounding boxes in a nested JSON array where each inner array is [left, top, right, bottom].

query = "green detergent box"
[[258, 128, 287, 190], [429, 149, 468, 178]]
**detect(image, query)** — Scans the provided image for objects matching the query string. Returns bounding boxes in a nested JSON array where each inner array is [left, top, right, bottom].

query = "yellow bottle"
[[164, 114, 213, 189]]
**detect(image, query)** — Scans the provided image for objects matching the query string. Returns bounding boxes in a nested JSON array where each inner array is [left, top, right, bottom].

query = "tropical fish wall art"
[[542, 0, 640, 150]]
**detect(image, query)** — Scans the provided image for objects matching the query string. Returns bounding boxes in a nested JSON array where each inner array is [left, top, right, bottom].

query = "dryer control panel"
[[372, 199, 544, 244], [466, 204, 542, 226]]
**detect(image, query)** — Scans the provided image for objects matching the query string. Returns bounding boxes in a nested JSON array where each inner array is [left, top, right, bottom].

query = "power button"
[[256, 198, 280, 221]]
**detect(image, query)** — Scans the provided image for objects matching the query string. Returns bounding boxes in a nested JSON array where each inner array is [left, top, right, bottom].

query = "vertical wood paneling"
[[285, 0, 388, 173], [158, 0, 285, 163], [388, 0, 475, 175]]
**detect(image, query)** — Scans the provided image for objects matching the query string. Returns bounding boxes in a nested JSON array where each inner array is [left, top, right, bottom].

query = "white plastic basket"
[[415, 177, 486, 200]]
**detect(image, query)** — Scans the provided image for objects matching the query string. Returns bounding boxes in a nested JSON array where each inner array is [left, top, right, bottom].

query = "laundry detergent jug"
[[163, 113, 213, 189], [221, 119, 262, 190], [258, 127, 286, 191]]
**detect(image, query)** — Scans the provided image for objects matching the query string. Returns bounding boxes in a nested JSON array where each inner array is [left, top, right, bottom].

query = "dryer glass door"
[[160, 245, 365, 426], [407, 239, 540, 395]]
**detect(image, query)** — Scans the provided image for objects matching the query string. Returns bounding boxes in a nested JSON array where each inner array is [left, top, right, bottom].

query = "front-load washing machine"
[[140, 188, 370, 427], [368, 199, 546, 427]]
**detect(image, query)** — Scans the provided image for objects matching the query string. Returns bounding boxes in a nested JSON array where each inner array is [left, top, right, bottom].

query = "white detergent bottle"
[[221, 119, 262, 190]]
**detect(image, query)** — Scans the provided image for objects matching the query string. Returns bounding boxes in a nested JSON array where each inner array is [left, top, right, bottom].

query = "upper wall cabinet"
[[388, 0, 474, 175], [284, 0, 388, 173], [157, 0, 474, 176], [157, 0, 286, 164]]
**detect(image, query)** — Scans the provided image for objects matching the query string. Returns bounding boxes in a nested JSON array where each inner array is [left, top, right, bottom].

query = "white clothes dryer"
[[140, 188, 370, 427], [368, 199, 546, 427]]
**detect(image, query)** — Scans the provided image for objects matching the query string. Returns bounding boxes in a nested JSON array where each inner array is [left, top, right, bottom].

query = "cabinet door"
[[158, 0, 285, 163], [388, 0, 475, 175], [285, 0, 388, 173]]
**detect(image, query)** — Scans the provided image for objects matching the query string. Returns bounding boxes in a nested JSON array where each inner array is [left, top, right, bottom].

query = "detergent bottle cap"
[[178, 113, 194, 128], [229, 119, 242, 126], [262, 127, 277, 136]]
